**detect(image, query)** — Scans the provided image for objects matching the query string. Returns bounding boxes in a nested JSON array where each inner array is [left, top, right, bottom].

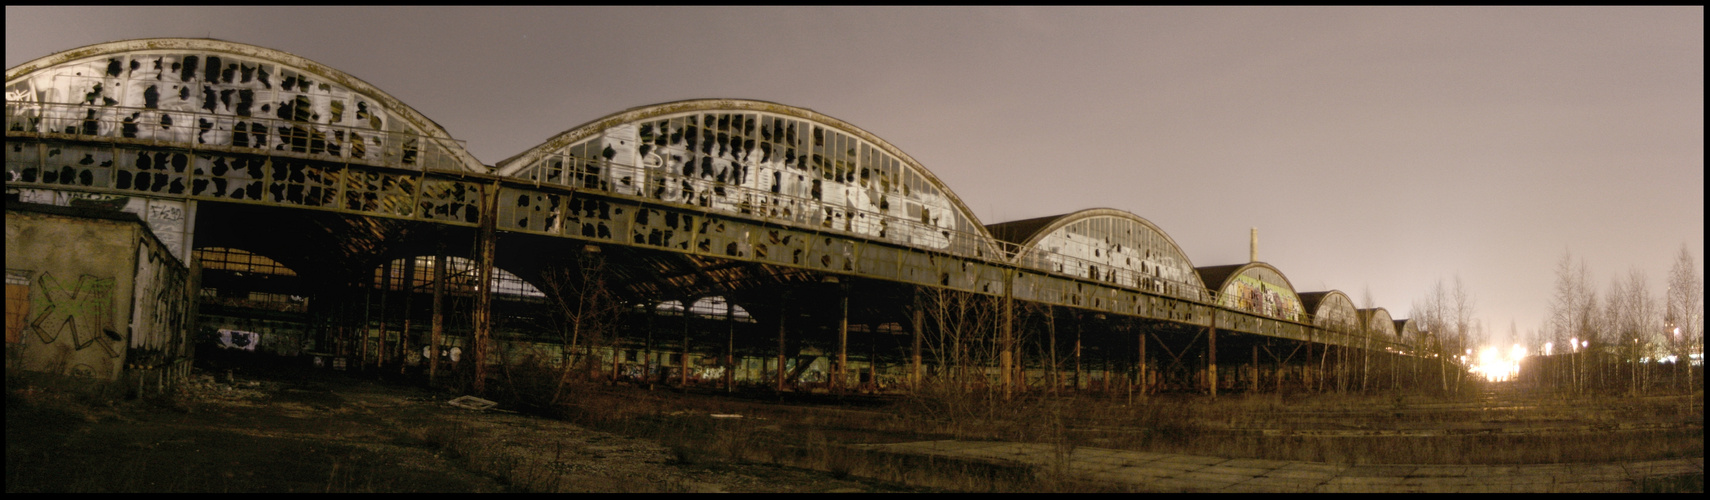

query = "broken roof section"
[[5, 37, 488, 174], [492, 98, 1005, 261], [988, 208, 1204, 301]]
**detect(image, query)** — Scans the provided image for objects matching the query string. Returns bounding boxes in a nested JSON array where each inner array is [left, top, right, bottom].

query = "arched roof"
[[988, 208, 1203, 298], [1393, 318, 1419, 343], [1358, 308, 1398, 338], [492, 98, 1000, 257], [1298, 290, 1358, 331], [1198, 262, 1304, 322], [5, 38, 485, 173]]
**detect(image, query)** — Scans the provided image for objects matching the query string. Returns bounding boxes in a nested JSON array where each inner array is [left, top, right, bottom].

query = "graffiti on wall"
[[217, 329, 260, 351], [28, 272, 120, 357], [1221, 273, 1302, 322], [131, 244, 191, 361]]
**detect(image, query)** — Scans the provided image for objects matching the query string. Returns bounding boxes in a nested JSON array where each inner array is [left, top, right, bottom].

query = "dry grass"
[[516, 376, 1700, 491]]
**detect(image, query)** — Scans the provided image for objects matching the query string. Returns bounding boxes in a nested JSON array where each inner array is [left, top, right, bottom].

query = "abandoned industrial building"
[[6, 38, 1444, 397]]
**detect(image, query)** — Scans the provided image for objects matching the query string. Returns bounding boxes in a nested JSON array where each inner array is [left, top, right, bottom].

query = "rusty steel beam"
[[430, 253, 446, 386], [471, 181, 499, 395]]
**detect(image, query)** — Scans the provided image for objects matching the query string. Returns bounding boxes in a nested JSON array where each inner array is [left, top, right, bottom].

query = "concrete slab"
[[859, 439, 1692, 493], [1231, 476, 1327, 492], [1217, 458, 1294, 470], [1408, 465, 1470, 476], [1128, 463, 1206, 476], [1172, 470, 1249, 488], [1118, 451, 1179, 462], [1321, 476, 1408, 487], [1274, 462, 1346, 474], [1260, 470, 1339, 483], [1340, 465, 1419, 477], [1103, 467, 1177, 481], [1460, 465, 1519, 476], [1397, 476, 1491, 492], [1199, 465, 1275, 477], [1625, 460, 1703, 476], [1135, 476, 1212, 492], [1547, 480, 1634, 493], [1153, 454, 1225, 466]]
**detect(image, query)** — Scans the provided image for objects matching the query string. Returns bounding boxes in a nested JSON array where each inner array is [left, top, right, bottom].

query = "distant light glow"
[[1469, 343, 1525, 382], [1544, 342, 1554, 356]]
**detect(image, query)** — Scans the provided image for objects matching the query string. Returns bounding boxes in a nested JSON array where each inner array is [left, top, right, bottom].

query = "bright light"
[[1469, 343, 1526, 382], [1544, 342, 1554, 356], [1571, 338, 1579, 352]]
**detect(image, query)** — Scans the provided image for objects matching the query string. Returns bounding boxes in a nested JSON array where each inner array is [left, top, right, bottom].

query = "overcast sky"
[[8, 6, 1702, 345]]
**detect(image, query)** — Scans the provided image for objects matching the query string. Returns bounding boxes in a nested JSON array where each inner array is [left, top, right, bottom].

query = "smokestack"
[[1250, 227, 1257, 263]]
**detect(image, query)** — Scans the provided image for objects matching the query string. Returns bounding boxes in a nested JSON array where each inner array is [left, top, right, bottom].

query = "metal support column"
[[725, 299, 735, 393], [398, 256, 415, 376], [680, 305, 691, 389], [429, 253, 446, 386], [1074, 319, 1084, 391], [1208, 312, 1218, 398], [1252, 345, 1260, 393], [1000, 270, 1015, 400], [836, 281, 849, 394], [472, 181, 500, 395], [376, 259, 391, 370], [776, 292, 788, 392], [867, 323, 877, 394], [1138, 326, 1147, 398], [911, 289, 923, 393]]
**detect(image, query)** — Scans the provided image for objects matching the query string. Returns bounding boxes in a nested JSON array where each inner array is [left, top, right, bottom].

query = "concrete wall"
[[5, 203, 191, 381]]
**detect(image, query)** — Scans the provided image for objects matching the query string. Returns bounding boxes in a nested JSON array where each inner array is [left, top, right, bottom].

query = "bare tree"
[[1548, 251, 1601, 393], [1665, 244, 1702, 390], [531, 254, 624, 405], [1608, 268, 1659, 394], [1411, 279, 1449, 392], [921, 286, 999, 394], [1361, 286, 1376, 393]]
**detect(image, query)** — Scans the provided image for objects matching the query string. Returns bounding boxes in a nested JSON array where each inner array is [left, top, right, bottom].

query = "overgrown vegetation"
[[490, 366, 1700, 492]]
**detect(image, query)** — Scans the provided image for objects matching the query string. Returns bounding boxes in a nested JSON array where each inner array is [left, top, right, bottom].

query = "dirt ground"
[[4, 366, 928, 493], [9, 361, 1700, 493]]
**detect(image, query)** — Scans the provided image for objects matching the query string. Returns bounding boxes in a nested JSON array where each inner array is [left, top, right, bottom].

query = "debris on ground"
[[447, 395, 499, 411]]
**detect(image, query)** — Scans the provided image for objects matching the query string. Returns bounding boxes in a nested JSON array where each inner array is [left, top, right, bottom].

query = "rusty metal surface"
[[6, 39, 1418, 354]]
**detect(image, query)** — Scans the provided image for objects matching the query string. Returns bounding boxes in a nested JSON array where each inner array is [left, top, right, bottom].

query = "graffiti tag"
[[29, 272, 120, 357]]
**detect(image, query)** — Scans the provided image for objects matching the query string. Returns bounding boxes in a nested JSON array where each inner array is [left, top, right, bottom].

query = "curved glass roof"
[[5, 38, 484, 173], [988, 208, 1203, 300], [493, 99, 1001, 259]]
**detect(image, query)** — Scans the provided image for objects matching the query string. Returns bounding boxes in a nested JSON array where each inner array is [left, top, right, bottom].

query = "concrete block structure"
[[5, 202, 194, 389]]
